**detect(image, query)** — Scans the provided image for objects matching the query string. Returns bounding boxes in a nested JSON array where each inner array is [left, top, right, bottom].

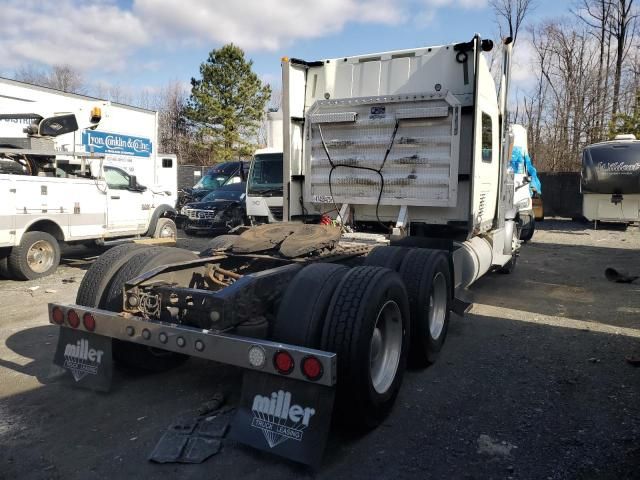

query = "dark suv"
[[176, 161, 248, 226]]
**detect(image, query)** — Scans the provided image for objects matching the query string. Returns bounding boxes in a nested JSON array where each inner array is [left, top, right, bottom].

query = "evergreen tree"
[[185, 44, 271, 161]]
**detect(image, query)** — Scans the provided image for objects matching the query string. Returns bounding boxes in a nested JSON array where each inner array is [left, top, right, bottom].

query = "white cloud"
[[424, 0, 488, 8], [133, 0, 408, 51], [510, 37, 538, 91], [0, 0, 148, 72], [0, 0, 491, 75]]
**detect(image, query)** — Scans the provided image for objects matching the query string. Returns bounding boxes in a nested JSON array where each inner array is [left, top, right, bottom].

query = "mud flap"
[[53, 328, 113, 392], [229, 370, 335, 467]]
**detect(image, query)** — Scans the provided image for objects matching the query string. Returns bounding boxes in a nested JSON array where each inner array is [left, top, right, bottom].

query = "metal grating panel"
[[305, 92, 461, 207], [310, 112, 358, 124]]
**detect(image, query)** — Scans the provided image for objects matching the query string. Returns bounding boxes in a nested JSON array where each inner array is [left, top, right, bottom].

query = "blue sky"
[[0, 0, 570, 96]]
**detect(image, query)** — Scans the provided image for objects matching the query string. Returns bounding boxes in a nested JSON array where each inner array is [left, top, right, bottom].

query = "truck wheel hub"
[[369, 300, 402, 394], [428, 272, 447, 339], [27, 240, 55, 273]]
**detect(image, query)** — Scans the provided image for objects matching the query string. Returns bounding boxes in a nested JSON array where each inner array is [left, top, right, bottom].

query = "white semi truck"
[[246, 110, 284, 223], [0, 78, 179, 280], [47, 35, 519, 466], [511, 124, 537, 241]]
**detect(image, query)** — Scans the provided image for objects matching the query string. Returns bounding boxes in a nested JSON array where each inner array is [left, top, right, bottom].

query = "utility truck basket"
[[306, 91, 461, 208]]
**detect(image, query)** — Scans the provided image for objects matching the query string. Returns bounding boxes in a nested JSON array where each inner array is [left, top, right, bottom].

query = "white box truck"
[[0, 78, 179, 280], [0, 77, 177, 203], [47, 35, 519, 466]]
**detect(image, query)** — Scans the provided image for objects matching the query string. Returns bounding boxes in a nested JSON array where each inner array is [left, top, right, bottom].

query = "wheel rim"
[[369, 300, 403, 394], [159, 224, 175, 238], [428, 272, 447, 340], [26, 240, 55, 273]]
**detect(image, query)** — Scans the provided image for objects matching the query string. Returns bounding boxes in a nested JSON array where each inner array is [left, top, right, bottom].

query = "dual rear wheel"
[[75, 243, 452, 429], [76, 245, 198, 371], [273, 246, 452, 428]]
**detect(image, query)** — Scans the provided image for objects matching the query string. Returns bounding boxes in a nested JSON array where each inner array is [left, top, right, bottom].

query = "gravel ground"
[[0, 221, 639, 479]]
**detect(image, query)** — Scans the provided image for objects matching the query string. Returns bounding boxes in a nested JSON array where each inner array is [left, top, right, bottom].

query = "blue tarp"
[[511, 146, 542, 194]]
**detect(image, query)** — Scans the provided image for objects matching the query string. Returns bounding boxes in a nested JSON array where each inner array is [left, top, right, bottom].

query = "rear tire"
[[76, 244, 146, 307], [364, 246, 410, 271], [154, 218, 177, 240], [103, 247, 198, 372], [321, 266, 410, 428], [8, 231, 61, 280], [399, 249, 452, 367], [272, 263, 349, 348], [520, 215, 535, 242]]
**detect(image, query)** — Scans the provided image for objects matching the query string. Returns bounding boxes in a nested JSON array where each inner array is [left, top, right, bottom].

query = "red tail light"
[[52, 307, 64, 325], [320, 214, 332, 225], [82, 312, 96, 332], [67, 309, 80, 328], [273, 351, 294, 375], [302, 356, 323, 381]]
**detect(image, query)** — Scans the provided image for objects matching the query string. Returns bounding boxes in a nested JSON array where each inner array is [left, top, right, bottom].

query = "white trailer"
[[0, 77, 177, 204], [47, 35, 519, 467]]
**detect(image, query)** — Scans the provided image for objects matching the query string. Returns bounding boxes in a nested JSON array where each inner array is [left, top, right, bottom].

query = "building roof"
[[0, 76, 157, 115]]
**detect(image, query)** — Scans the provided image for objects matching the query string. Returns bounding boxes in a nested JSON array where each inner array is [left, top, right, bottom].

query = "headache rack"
[[305, 91, 462, 208]]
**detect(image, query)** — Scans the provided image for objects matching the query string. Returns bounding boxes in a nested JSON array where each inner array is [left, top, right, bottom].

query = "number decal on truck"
[[312, 195, 334, 204]]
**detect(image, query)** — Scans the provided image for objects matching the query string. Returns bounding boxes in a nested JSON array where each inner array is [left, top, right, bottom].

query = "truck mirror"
[[128, 175, 146, 192], [38, 114, 79, 137], [89, 160, 101, 178]]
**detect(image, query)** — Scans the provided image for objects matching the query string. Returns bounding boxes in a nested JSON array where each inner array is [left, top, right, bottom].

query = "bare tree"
[[13, 65, 48, 86], [13, 64, 85, 94], [526, 20, 601, 171], [48, 65, 85, 93], [609, 0, 637, 119], [575, 0, 614, 139], [491, 0, 537, 43]]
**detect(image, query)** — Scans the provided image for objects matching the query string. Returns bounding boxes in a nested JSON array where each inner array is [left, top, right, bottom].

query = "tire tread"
[[8, 231, 61, 280]]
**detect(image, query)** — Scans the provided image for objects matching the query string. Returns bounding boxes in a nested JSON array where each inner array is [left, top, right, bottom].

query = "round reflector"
[[67, 309, 80, 328], [52, 307, 64, 325], [302, 356, 323, 381], [248, 345, 266, 368], [82, 312, 96, 332], [273, 351, 294, 375]]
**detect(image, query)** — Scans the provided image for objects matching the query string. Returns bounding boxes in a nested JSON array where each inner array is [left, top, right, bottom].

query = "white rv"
[[582, 134, 640, 223]]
